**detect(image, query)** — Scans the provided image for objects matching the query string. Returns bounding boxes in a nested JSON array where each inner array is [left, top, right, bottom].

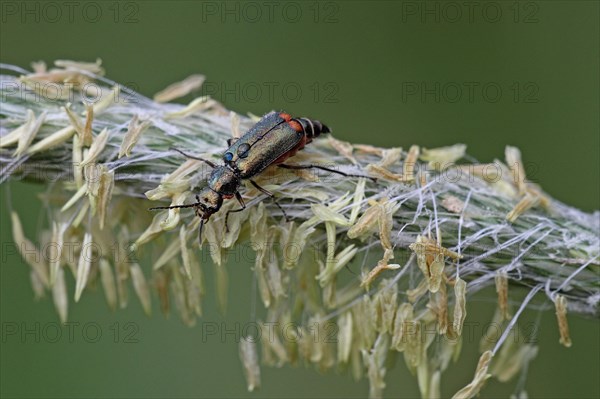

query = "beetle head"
[[196, 187, 223, 218], [193, 187, 223, 244], [149, 187, 223, 245]]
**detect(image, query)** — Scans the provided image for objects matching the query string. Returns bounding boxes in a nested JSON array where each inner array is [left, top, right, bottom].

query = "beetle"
[[150, 111, 372, 242]]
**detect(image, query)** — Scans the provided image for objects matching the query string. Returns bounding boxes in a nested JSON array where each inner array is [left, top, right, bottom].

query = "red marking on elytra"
[[223, 194, 234, 199], [279, 112, 292, 121], [288, 120, 303, 132]]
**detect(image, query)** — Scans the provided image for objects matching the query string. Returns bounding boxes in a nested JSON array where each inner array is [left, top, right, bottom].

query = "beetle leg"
[[249, 180, 290, 222], [278, 164, 376, 182], [198, 219, 206, 245], [170, 147, 216, 168], [224, 191, 246, 233], [194, 195, 208, 244], [234, 191, 246, 208]]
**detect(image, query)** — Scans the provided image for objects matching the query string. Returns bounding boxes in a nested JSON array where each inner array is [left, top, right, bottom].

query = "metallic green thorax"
[[207, 166, 239, 196]]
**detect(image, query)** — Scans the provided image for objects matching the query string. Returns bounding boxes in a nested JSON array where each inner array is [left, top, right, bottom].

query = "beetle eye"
[[223, 152, 233, 162], [237, 143, 251, 158]]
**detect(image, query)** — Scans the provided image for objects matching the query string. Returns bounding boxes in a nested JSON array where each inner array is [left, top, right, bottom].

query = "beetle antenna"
[[169, 147, 216, 168], [148, 203, 201, 210]]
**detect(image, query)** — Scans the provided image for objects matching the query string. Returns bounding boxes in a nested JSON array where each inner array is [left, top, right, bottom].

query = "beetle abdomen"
[[296, 117, 331, 141]]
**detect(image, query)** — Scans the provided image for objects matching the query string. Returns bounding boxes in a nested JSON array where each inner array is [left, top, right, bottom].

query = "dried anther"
[[554, 295, 572, 347], [495, 271, 511, 320], [361, 249, 400, 289], [452, 351, 493, 399], [506, 193, 541, 223], [403, 145, 420, 182], [452, 278, 467, 336], [441, 195, 464, 214], [366, 163, 410, 183], [119, 115, 151, 158], [154, 74, 205, 103], [420, 144, 466, 169], [239, 338, 261, 392], [409, 235, 462, 293]]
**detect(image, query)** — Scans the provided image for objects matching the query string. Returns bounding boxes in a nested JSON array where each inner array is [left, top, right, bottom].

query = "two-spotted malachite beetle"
[[150, 111, 372, 242]]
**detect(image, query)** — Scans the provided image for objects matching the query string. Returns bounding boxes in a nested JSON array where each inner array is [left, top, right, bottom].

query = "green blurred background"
[[1, 1, 598, 398]]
